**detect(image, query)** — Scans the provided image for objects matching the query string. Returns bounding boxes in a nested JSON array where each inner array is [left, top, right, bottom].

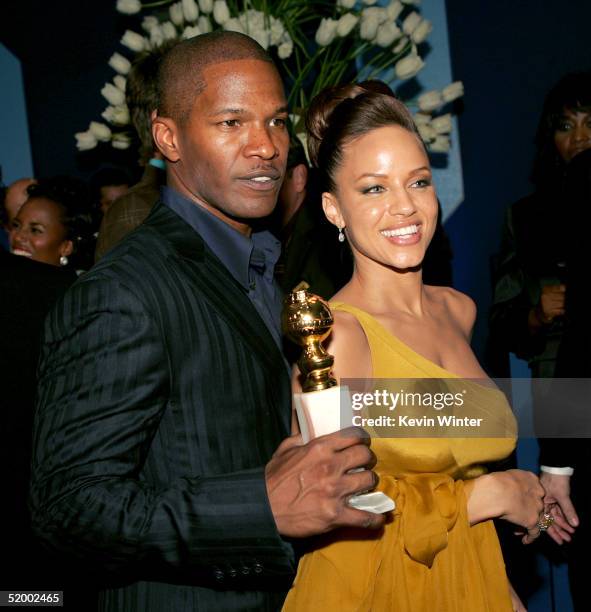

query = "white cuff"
[[540, 465, 574, 476]]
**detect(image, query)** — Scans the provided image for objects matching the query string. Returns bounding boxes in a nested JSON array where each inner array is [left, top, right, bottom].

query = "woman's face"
[[10, 197, 73, 266], [554, 108, 591, 163], [323, 125, 437, 272]]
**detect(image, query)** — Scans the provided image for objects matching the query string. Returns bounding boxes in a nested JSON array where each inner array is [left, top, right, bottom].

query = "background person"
[[94, 42, 175, 260], [9, 176, 94, 271], [538, 148, 591, 611]]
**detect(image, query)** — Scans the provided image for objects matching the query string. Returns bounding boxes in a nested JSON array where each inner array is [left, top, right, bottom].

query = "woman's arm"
[[464, 469, 545, 543]]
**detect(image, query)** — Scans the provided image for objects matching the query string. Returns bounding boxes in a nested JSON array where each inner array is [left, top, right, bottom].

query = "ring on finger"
[[536, 512, 555, 531]]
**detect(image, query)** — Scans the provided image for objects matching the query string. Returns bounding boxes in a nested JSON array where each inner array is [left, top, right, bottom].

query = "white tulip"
[[101, 82, 126, 106], [149, 25, 165, 47], [270, 17, 285, 46], [417, 123, 436, 142], [183, 0, 200, 21], [116, 0, 141, 15], [432, 113, 452, 134], [394, 53, 424, 79], [337, 13, 359, 38], [402, 11, 421, 35], [278, 38, 293, 59], [89, 121, 112, 142], [411, 19, 432, 44], [429, 135, 450, 153], [113, 75, 127, 92], [249, 26, 270, 50], [392, 35, 408, 53], [418, 89, 443, 112], [362, 7, 387, 23], [315, 18, 338, 46], [198, 0, 213, 14], [121, 30, 147, 53], [142, 16, 159, 32], [102, 105, 130, 126], [75, 130, 98, 151], [161, 21, 178, 40], [198, 15, 213, 32], [170, 3, 185, 26], [112, 133, 132, 150], [385, 0, 404, 21], [375, 22, 401, 47], [413, 112, 431, 125], [338, 0, 356, 8], [224, 17, 245, 34], [442, 81, 464, 103], [360, 14, 379, 41], [182, 25, 202, 39], [213, 0, 231, 25], [108, 52, 131, 75]]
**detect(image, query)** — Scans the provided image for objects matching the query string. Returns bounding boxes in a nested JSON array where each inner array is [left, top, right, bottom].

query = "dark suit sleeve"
[[489, 206, 545, 360], [30, 276, 294, 583]]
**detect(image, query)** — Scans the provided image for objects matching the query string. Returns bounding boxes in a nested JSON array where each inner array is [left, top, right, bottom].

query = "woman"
[[282, 84, 554, 611], [10, 176, 94, 270], [490, 72, 591, 383]]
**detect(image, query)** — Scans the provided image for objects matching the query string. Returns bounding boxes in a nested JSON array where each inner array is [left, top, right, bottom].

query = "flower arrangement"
[[76, 0, 463, 154]]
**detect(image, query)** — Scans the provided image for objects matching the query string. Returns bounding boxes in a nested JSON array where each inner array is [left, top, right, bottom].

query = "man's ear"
[[291, 164, 308, 194], [322, 191, 344, 228], [152, 115, 181, 163]]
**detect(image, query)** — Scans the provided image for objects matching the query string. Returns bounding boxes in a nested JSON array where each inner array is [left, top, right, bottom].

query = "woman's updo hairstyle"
[[306, 81, 421, 192]]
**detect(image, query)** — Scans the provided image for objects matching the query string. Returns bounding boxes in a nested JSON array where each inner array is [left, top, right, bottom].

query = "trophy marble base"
[[293, 385, 395, 515]]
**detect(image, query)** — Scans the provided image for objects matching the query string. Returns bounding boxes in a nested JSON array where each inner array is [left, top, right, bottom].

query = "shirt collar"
[[162, 186, 280, 289]]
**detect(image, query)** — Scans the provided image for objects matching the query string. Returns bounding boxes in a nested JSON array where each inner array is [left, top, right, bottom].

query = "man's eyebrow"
[[209, 105, 289, 117], [209, 107, 246, 116]]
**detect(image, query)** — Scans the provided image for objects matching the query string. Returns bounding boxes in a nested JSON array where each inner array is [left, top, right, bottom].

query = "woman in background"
[[282, 84, 554, 612], [10, 176, 94, 271], [490, 72, 591, 391]]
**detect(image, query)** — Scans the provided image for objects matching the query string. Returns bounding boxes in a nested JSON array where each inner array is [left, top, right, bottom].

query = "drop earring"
[[60, 255, 69, 266], [338, 227, 346, 243]]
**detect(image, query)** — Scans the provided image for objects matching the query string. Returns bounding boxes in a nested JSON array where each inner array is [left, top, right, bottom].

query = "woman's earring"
[[60, 255, 69, 266], [338, 227, 346, 243]]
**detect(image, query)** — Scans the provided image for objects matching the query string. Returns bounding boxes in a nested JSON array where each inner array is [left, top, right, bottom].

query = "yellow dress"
[[282, 302, 516, 612]]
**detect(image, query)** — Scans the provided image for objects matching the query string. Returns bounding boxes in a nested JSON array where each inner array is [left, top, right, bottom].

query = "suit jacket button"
[[213, 568, 224, 581], [253, 562, 263, 574], [241, 566, 250, 575], [228, 567, 237, 578]]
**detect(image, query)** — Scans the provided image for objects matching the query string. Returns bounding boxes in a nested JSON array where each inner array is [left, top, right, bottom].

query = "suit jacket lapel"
[[145, 202, 289, 378]]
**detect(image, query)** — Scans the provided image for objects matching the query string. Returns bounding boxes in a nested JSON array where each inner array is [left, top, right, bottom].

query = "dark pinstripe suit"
[[30, 201, 295, 611]]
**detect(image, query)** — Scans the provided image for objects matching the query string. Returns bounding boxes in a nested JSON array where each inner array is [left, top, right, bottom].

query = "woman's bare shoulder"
[[426, 285, 477, 337]]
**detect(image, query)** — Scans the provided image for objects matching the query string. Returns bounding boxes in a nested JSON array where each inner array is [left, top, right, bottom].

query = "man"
[[537, 148, 591, 610], [30, 32, 382, 611], [273, 138, 351, 299], [94, 42, 174, 260], [89, 166, 131, 216]]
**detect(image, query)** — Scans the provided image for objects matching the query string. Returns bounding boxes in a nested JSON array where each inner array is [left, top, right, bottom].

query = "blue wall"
[[0, 43, 33, 183]]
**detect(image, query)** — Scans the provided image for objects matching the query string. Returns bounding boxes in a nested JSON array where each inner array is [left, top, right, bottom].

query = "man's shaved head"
[[157, 31, 276, 125]]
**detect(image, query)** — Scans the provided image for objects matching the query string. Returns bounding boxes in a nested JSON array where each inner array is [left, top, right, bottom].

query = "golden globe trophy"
[[283, 287, 395, 514]]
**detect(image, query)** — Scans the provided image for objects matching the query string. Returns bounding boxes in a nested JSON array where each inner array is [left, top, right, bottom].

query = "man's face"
[[100, 184, 129, 214], [169, 59, 289, 231]]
